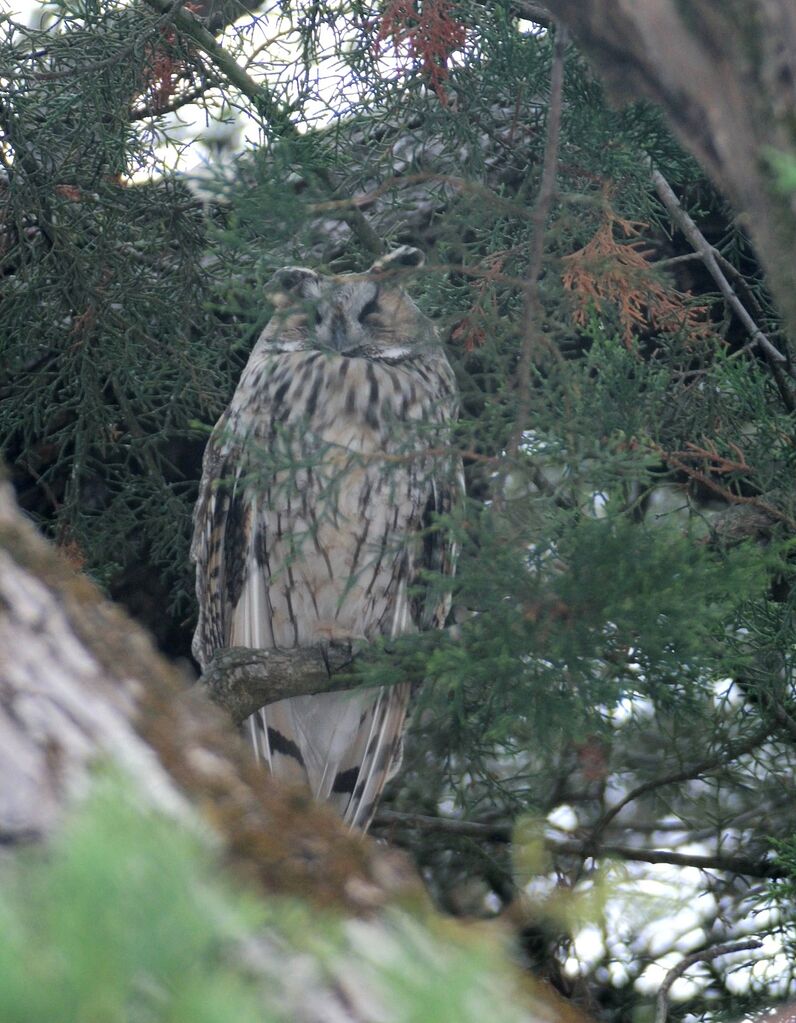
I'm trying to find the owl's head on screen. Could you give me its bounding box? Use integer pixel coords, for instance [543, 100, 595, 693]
[261, 246, 437, 360]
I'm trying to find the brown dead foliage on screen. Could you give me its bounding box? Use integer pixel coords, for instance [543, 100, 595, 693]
[562, 200, 716, 348]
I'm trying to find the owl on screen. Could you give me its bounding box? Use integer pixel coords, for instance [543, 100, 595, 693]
[191, 246, 461, 830]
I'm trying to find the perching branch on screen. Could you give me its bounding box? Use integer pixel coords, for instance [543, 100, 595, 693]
[199, 644, 357, 724]
[198, 631, 460, 725]
[654, 940, 763, 1023]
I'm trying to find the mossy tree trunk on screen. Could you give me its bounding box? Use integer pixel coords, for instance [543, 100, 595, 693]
[0, 474, 417, 913]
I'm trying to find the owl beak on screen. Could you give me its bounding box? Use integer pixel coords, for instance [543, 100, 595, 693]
[329, 311, 348, 352]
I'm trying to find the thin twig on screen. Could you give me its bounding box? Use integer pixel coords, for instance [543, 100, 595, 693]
[653, 252, 704, 269]
[142, 0, 383, 255]
[654, 939, 763, 1023]
[372, 811, 783, 878]
[510, 24, 567, 453]
[130, 81, 213, 121]
[585, 724, 773, 848]
[650, 165, 788, 367]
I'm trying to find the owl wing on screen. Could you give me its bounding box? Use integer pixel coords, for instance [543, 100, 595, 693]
[191, 409, 250, 668]
[411, 465, 464, 632]
[244, 450, 462, 831]
[329, 458, 463, 829]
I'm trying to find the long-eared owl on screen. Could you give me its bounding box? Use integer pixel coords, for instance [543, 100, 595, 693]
[191, 246, 461, 829]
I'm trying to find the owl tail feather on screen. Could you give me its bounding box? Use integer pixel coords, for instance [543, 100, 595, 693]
[249, 682, 410, 830]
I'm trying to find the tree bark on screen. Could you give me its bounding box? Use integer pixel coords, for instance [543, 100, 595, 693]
[201, 644, 362, 724]
[546, 1, 796, 343]
[199, 633, 455, 725]
[0, 475, 419, 912]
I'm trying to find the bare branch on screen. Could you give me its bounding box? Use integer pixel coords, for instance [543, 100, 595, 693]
[559, 844, 781, 880]
[510, 1, 553, 26]
[130, 82, 214, 121]
[650, 165, 787, 366]
[373, 811, 784, 879]
[586, 723, 774, 847]
[654, 940, 763, 1023]
[510, 23, 567, 452]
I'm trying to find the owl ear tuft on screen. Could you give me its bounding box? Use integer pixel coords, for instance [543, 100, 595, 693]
[266, 266, 319, 308]
[368, 246, 425, 276]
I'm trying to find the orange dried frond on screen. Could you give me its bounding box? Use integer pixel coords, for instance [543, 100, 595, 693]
[70, 305, 97, 341]
[376, 0, 466, 103]
[451, 316, 486, 351]
[378, 0, 415, 41]
[141, 13, 197, 113]
[562, 209, 715, 349]
[669, 438, 752, 477]
[143, 47, 181, 111]
[451, 253, 506, 351]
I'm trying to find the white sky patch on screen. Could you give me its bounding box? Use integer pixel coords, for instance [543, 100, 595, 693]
[590, 490, 608, 518]
[712, 676, 745, 704]
[10, 0, 417, 183]
[569, 924, 603, 966]
[611, 693, 655, 724]
[547, 803, 578, 832]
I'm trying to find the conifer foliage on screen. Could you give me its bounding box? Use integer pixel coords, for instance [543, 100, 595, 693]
[2, 1, 796, 1018]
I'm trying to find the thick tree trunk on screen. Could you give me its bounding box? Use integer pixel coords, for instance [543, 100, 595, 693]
[0, 475, 417, 911]
[548, 1, 796, 342]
